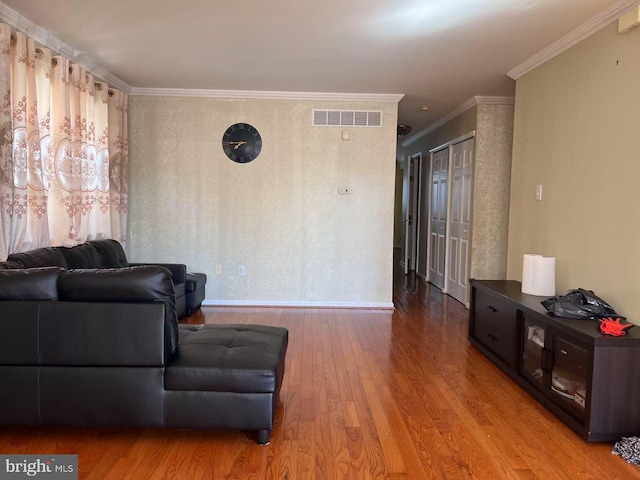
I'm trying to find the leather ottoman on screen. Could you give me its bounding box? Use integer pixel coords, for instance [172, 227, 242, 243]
[165, 324, 288, 444]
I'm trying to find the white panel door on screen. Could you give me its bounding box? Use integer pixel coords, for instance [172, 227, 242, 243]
[428, 148, 448, 290]
[446, 138, 474, 304]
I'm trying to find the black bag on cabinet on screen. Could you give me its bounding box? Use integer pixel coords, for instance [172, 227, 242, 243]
[541, 288, 621, 320]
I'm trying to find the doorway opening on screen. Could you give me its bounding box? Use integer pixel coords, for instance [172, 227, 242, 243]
[401, 153, 423, 275]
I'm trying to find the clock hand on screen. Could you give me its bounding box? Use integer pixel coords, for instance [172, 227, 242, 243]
[232, 141, 247, 150]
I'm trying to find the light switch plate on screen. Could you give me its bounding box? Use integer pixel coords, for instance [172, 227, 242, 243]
[536, 184, 543, 201]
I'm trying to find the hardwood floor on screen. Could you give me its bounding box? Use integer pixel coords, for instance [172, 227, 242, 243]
[2, 268, 639, 479]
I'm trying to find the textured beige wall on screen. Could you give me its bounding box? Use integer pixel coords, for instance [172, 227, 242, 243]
[508, 23, 640, 322]
[128, 96, 398, 305]
[471, 104, 514, 279]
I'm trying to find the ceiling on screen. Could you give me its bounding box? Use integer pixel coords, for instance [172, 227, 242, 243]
[0, 0, 631, 137]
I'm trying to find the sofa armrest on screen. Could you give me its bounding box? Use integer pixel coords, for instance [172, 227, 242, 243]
[129, 263, 187, 284]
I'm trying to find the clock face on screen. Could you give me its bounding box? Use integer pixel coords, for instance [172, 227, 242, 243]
[221, 123, 262, 163]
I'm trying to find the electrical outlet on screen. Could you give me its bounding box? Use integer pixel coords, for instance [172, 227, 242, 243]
[238, 265, 246, 277]
[215, 265, 222, 275]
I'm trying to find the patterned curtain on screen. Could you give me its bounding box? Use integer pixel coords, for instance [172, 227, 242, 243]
[0, 23, 128, 260]
[108, 88, 128, 245]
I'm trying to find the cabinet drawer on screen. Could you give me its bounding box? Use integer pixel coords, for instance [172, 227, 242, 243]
[473, 294, 517, 365]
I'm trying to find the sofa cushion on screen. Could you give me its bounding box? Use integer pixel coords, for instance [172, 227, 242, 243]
[7, 247, 68, 269]
[0, 267, 63, 300]
[89, 239, 129, 268]
[58, 266, 179, 356]
[0, 261, 23, 270]
[55, 243, 101, 269]
[166, 324, 289, 393]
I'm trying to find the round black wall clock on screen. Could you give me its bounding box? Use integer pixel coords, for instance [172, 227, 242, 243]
[221, 123, 262, 163]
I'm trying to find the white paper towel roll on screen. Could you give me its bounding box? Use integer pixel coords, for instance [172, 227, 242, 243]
[522, 254, 556, 296]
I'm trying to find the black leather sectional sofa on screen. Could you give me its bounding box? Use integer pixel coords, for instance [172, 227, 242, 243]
[0, 244, 288, 444]
[2, 239, 207, 318]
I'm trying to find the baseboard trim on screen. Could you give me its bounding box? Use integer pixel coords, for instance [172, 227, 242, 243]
[201, 300, 394, 309]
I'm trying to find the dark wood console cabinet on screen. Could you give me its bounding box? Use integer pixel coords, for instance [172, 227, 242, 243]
[469, 279, 640, 442]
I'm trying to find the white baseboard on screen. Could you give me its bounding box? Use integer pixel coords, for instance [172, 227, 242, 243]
[201, 300, 394, 309]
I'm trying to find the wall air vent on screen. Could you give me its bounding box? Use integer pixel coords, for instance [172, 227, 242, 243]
[312, 110, 383, 127]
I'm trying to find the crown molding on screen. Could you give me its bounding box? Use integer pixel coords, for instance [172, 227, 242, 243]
[474, 96, 515, 105]
[130, 87, 404, 102]
[507, 0, 640, 80]
[0, 2, 132, 92]
[401, 95, 514, 147]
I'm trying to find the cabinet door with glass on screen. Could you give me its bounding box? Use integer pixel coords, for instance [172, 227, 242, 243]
[549, 334, 589, 417]
[520, 313, 589, 421]
[520, 314, 548, 389]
